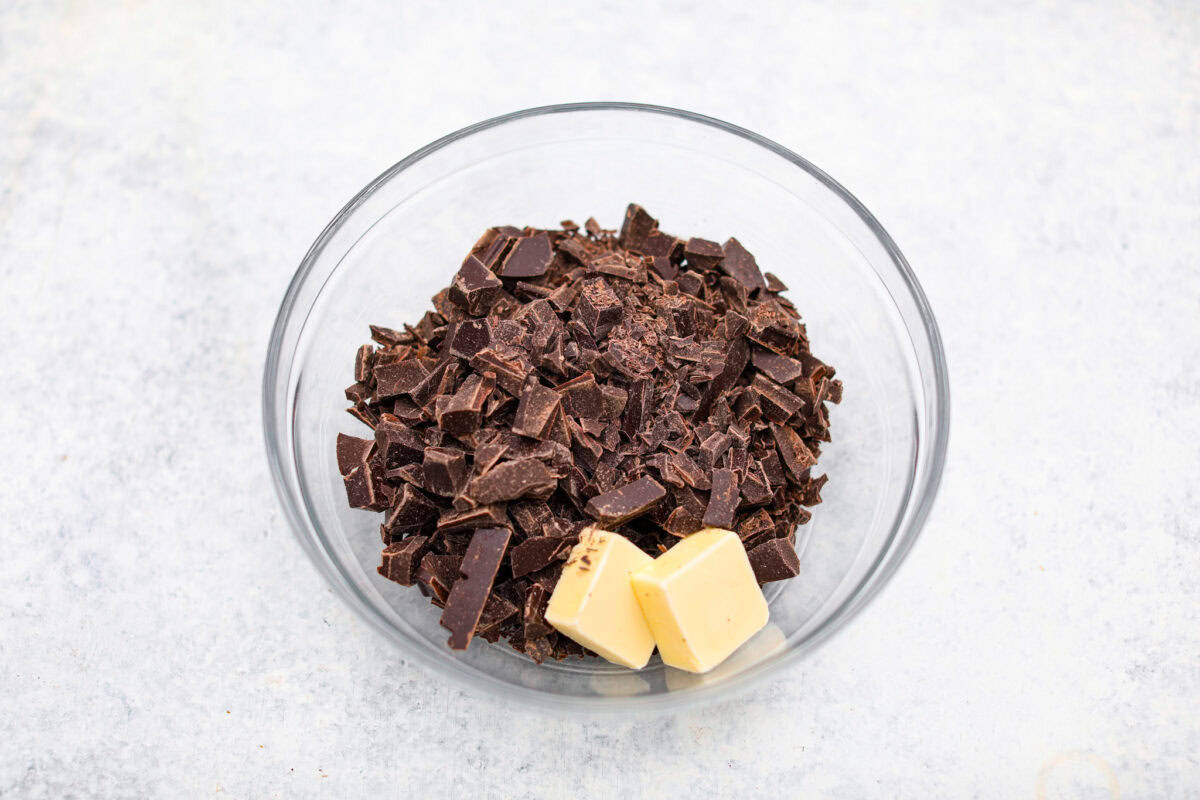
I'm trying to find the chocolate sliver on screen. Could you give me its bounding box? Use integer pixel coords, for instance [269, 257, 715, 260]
[523, 584, 554, 640]
[436, 504, 508, 532]
[583, 476, 666, 525]
[441, 527, 511, 649]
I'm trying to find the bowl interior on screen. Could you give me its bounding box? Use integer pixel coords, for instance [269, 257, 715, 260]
[272, 106, 942, 709]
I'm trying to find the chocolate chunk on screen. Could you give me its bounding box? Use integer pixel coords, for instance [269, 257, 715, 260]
[695, 336, 749, 420]
[702, 468, 740, 529]
[422, 447, 467, 496]
[384, 484, 438, 532]
[374, 416, 425, 470]
[509, 501, 552, 538]
[588, 252, 645, 282]
[499, 234, 554, 278]
[584, 476, 666, 525]
[476, 592, 520, 638]
[827, 379, 844, 404]
[621, 378, 653, 439]
[668, 451, 710, 490]
[576, 278, 623, 338]
[436, 372, 494, 436]
[684, 237, 723, 271]
[465, 459, 557, 505]
[417, 553, 462, 604]
[752, 348, 804, 384]
[698, 432, 731, 471]
[354, 344, 374, 383]
[750, 373, 806, 423]
[763, 272, 788, 292]
[555, 371, 604, 419]
[771, 423, 816, 480]
[447, 319, 492, 360]
[373, 358, 431, 400]
[747, 538, 800, 583]
[509, 535, 571, 578]
[737, 508, 775, 543]
[719, 237, 766, 290]
[369, 325, 409, 347]
[676, 270, 704, 296]
[512, 382, 561, 440]
[747, 300, 803, 355]
[342, 463, 377, 508]
[664, 506, 703, 537]
[441, 527, 511, 649]
[470, 347, 529, 396]
[618, 203, 657, 251]
[801, 473, 829, 506]
[740, 465, 773, 506]
[378, 535, 430, 585]
[448, 255, 503, 316]
[336, 433, 374, 476]
[523, 584, 554, 640]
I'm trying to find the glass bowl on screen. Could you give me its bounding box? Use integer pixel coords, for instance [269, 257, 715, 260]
[263, 102, 949, 712]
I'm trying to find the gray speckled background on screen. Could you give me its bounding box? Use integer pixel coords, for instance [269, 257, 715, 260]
[2, 2, 1197, 797]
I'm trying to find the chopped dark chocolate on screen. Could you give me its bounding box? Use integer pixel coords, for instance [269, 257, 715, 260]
[441, 527, 510, 649]
[337, 203, 839, 660]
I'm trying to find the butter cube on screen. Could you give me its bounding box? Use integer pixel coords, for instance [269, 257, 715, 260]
[631, 528, 768, 673]
[545, 528, 656, 669]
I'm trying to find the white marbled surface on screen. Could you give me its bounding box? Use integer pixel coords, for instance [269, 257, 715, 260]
[1, 1, 1198, 797]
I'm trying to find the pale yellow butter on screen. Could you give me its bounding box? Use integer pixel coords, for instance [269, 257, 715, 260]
[631, 528, 768, 673]
[544, 527, 656, 669]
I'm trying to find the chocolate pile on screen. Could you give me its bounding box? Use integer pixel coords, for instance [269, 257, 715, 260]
[335, 204, 841, 661]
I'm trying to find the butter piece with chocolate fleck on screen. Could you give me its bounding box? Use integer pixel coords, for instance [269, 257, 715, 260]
[544, 528, 656, 669]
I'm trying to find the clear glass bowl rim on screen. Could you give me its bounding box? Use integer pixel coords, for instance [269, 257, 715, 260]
[262, 101, 951, 713]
